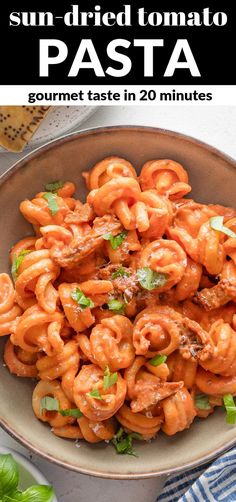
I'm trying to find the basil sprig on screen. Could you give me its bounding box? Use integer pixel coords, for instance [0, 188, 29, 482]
[0, 453, 54, 501]
[2, 485, 55, 501]
[137, 267, 169, 291]
[0, 454, 19, 498]
[103, 231, 128, 250]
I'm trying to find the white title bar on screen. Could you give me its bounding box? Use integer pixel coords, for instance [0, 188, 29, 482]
[0, 86, 235, 105]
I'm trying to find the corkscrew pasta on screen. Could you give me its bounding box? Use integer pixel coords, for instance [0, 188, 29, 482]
[1, 154, 236, 454]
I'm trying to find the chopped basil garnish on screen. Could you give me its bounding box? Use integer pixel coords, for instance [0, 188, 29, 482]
[103, 230, 128, 250]
[137, 267, 169, 291]
[112, 428, 143, 456]
[210, 216, 236, 239]
[149, 354, 167, 367]
[0, 453, 55, 501]
[40, 397, 59, 415]
[40, 396, 83, 418]
[111, 267, 129, 279]
[42, 192, 59, 216]
[71, 288, 94, 310]
[130, 432, 143, 441]
[45, 180, 64, 193]
[103, 366, 118, 390]
[59, 408, 83, 418]
[40, 397, 83, 418]
[87, 388, 103, 400]
[11, 250, 31, 281]
[195, 393, 211, 410]
[223, 394, 236, 424]
[107, 299, 125, 314]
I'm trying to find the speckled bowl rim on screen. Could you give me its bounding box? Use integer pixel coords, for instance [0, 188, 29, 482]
[0, 125, 236, 479]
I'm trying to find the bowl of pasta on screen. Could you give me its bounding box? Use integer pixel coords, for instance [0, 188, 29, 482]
[0, 125, 236, 479]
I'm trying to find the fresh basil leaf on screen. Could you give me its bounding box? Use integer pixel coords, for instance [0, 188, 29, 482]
[103, 231, 128, 250]
[111, 267, 129, 279]
[2, 485, 55, 502]
[137, 268, 169, 291]
[112, 436, 134, 455]
[40, 397, 59, 416]
[149, 355, 167, 367]
[87, 389, 103, 400]
[59, 408, 83, 418]
[11, 250, 31, 281]
[130, 432, 143, 441]
[103, 233, 112, 241]
[45, 180, 64, 193]
[42, 192, 59, 216]
[103, 366, 118, 390]
[223, 394, 236, 424]
[40, 397, 82, 418]
[71, 288, 94, 310]
[112, 428, 139, 456]
[195, 393, 211, 410]
[107, 299, 124, 314]
[115, 436, 134, 455]
[114, 427, 124, 440]
[210, 216, 236, 239]
[0, 454, 19, 497]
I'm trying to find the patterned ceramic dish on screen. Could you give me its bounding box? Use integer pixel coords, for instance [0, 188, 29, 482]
[0, 126, 236, 478]
[0, 106, 96, 152]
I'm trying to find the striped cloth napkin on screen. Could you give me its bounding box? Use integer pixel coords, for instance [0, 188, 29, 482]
[157, 448, 236, 501]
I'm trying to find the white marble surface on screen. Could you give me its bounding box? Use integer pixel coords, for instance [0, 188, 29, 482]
[0, 105, 235, 502]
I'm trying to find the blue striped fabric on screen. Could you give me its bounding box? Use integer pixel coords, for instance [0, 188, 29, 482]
[158, 448, 236, 501]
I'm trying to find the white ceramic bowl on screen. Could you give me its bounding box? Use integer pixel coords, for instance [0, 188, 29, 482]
[0, 446, 58, 500]
[1, 126, 236, 479]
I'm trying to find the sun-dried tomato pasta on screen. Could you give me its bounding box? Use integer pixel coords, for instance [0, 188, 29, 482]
[1, 158, 236, 451]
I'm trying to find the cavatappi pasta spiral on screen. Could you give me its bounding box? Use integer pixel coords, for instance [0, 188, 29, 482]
[2, 155, 236, 454]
